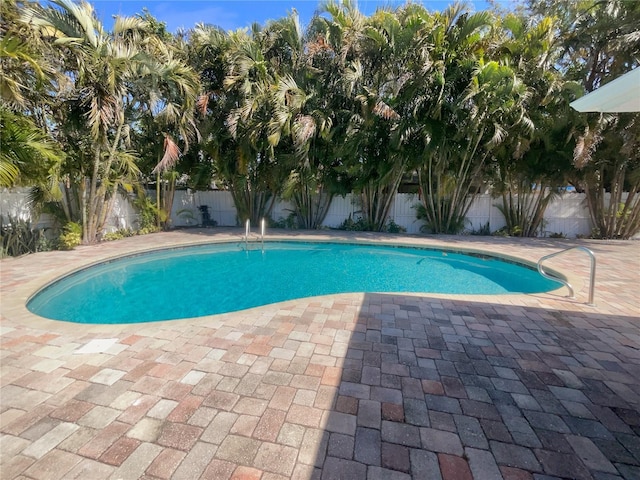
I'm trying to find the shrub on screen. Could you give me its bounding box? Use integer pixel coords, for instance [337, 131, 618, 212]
[58, 222, 82, 250]
[491, 226, 523, 237]
[0, 217, 50, 257]
[337, 215, 406, 233]
[386, 219, 406, 234]
[103, 229, 135, 241]
[137, 226, 160, 235]
[133, 193, 163, 231]
[468, 222, 491, 236]
[337, 215, 374, 231]
[269, 212, 298, 229]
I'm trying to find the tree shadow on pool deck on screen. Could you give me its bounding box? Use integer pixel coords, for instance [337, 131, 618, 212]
[309, 293, 640, 480]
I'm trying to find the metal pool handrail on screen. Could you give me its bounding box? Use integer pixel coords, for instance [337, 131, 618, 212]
[243, 218, 265, 252]
[537, 246, 596, 306]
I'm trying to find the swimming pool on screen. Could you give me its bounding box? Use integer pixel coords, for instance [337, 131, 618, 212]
[27, 241, 562, 324]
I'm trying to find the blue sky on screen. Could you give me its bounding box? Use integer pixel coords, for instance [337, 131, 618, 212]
[89, 0, 505, 32]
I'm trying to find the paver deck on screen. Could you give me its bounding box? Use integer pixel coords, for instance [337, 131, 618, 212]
[1, 229, 639, 479]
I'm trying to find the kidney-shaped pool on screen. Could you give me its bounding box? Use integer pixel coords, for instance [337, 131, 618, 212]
[27, 241, 562, 324]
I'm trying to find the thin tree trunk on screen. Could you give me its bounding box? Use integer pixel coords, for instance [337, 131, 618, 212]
[85, 146, 102, 243]
[156, 172, 161, 228]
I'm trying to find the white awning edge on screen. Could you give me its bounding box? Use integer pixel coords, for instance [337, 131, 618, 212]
[570, 68, 640, 113]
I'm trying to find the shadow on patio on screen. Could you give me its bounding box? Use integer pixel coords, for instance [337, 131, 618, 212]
[2, 289, 639, 479]
[309, 293, 640, 480]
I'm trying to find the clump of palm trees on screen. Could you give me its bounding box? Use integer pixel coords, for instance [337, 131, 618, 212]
[2, 0, 639, 248]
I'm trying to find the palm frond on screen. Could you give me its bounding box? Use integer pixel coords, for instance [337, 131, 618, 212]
[152, 135, 181, 174]
[293, 114, 317, 145]
[0, 159, 20, 187]
[197, 94, 209, 115]
[373, 100, 400, 120]
[23, 0, 102, 48]
[112, 150, 141, 179]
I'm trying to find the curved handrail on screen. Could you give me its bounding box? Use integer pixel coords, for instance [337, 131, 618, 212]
[537, 246, 596, 306]
[538, 246, 596, 306]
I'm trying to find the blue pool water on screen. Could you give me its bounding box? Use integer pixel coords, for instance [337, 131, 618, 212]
[28, 242, 561, 324]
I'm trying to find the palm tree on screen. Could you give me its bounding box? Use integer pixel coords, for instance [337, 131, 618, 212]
[411, 5, 490, 233]
[23, 0, 199, 242]
[409, 4, 531, 234]
[1, 0, 63, 191]
[313, 2, 411, 231]
[267, 12, 347, 229]
[192, 21, 297, 225]
[0, 108, 63, 189]
[489, 14, 580, 237]
[139, 29, 201, 229]
[529, 0, 640, 239]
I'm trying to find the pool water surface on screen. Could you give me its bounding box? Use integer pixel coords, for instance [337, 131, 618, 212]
[27, 242, 562, 324]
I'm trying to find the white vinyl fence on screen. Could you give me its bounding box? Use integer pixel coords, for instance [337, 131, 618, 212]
[0, 187, 139, 232]
[0, 187, 613, 238]
[168, 190, 595, 237]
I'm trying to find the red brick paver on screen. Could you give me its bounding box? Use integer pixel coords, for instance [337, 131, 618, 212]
[1, 230, 639, 479]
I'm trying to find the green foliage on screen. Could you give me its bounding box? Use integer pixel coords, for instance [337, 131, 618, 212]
[138, 226, 161, 235]
[132, 193, 162, 231]
[529, 0, 640, 240]
[337, 215, 406, 233]
[58, 221, 82, 250]
[103, 229, 135, 241]
[469, 222, 491, 236]
[21, 0, 200, 243]
[491, 227, 511, 237]
[0, 216, 51, 257]
[414, 203, 467, 235]
[385, 219, 406, 234]
[269, 212, 299, 229]
[576, 115, 640, 239]
[102, 225, 161, 241]
[337, 215, 374, 232]
[0, 107, 63, 190]
[7, 0, 640, 242]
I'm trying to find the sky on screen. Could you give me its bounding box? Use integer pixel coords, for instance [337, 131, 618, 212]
[88, 0, 506, 33]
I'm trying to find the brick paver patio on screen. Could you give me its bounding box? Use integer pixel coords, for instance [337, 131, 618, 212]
[1, 230, 639, 479]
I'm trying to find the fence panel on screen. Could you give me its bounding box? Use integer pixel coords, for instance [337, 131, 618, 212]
[106, 194, 138, 232]
[544, 194, 589, 237]
[392, 194, 421, 233]
[1, 188, 138, 232]
[322, 194, 357, 228]
[169, 190, 198, 227]
[1, 188, 36, 225]
[271, 199, 295, 224]
[2, 187, 635, 238]
[196, 190, 237, 226]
